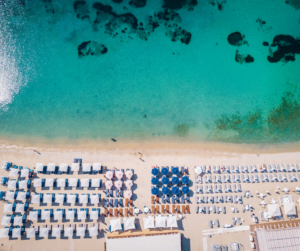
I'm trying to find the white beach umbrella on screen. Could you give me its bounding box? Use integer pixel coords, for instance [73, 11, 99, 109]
[82, 163, 91, 172]
[124, 190, 133, 199]
[78, 211, 86, 220]
[57, 178, 66, 187]
[90, 210, 98, 220]
[110, 219, 122, 232]
[39, 227, 49, 238]
[105, 180, 113, 189]
[105, 171, 113, 180]
[91, 179, 100, 188]
[33, 178, 41, 187]
[89, 226, 98, 237]
[125, 180, 133, 189]
[284, 202, 296, 215]
[64, 227, 73, 237]
[66, 210, 74, 220]
[20, 169, 29, 178]
[54, 211, 62, 220]
[76, 227, 86, 237]
[31, 194, 40, 204]
[13, 216, 22, 226]
[90, 194, 99, 204]
[29, 211, 38, 221]
[9, 168, 19, 177]
[15, 204, 24, 213]
[26, 228, 35, 238]
[267, 204, 281, 217]
[52, 227, 61, 237]
[43, 194, 52, 204]
[71, 163, 79, 172]
[16, 191, 26, 201]
[12, 228, 20, 238]
[18, 180, 27, 190]
[1, 216, 11, 226]
[7, 180, 16, 189]
[47, 163, 56, 172]
[0, 228, 9, 238]
[42, 210, 50, 220]
[4, 204, 13, 213]
[5, 191, 14, 201]
[79, 194, 88, 204]
[59, 163, 68, 172]
[36, 163, 44, 172]
[155, 216, 166, 228]
[116, 170, 123, 179]
[93, 163, 101, 171]
[125, 170, 133, 179]
[143, 216, 154, 229]
[55, 194, 65, 204]
[166, 215, 178, 228]
[67, 194, 76, 204]
[45, 178, 54, 187]
[194, 166, 202, 175]
[69, 178, 78, 187]
[114, 180, 122, 189]
[81, 179, 90, 187]
[123, 217, 135, 231]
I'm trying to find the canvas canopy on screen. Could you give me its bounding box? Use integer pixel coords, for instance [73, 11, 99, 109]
[39, 227, 49, 237]
[91, 179, 100, 187]
[77, 227, 86, 237]
[34, 179, 41, 187]
[55, 194, 65, 203]
[18, 180, 27, 189]
[93, 163, 101, 171]
[155, 216, 166, 228]
[47, 163, 56, 172]
[78, 211, 86, 220]
[166, 215, 178, 228]
[4, 204, 12, 213]
[7, 180, 16, 189]
[59, 163, 68, 172]
[45, 178, 54, 187]
[69, 178, 78, 187]
[52, 227, 61, 237]
[43, 194, 52, 203]
[89, 226, 98, 236]
[284, 202, 296, 215]
[124, 217, 135, 230]
[143, 216, 154, 229]
[57, 178, 66, 187]
[71, 163, 79, 171]
[64, 227, 73, 237]
[267, 204, 281, 217]
[31, 194, 40, 204]
[5, 191, 14, 201]
[15, 204, 24, 213]
[81, 179, 89, 187]
[16, 191, 26, 201]
[0, 228, 9, 238]
[66, 210, 74, 220]
[79, 194, 88, 203]
[82, 163, 91, 172]
[67, 194, 76, 203]
[110, 219, 122, 232]
[20, 169, 29, 178]
[26, 228, 35, 238]
[54, 211, 62, 220]
[90, 194, 99, 204]
[9, 169, 18, 177]
[12, 228, 20, 238]
[36, 163, 44, 172]
[90, 210, 98, 220]
[13, 216, 22, 226]
[29, 211, 38, 221]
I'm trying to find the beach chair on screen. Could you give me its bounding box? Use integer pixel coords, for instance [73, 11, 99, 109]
[118, 208, 123, 217]
[105, 189, 109, 197]
[296, 164, 300, 172]
[211, 205, 216, 214]
[104, 208, 108, 217]
[129, 208, 133, 216]
[109, 199, 113, 207]
[290, 164, 296, 172]
[228, 195, 233, 203]
[223, 184, 227, 193]
[232, 184, 236, 192]
[219, 195, 224, 203]
[114, 199, 118, 207]
[269, 174, 273, 182]
[235, 166, 239, 173]
[175, 205, 179, 214]
[115, 189, 119, 198]
[110, 190, 113, 197]
[151, 205, 155, 214]
[217, 185, 222, 193]
[248, 165, 253, 173]
[244, 166, 249, 173]
[241, 174, 245, 183]
[161, 205, 165, 213]
[129, 198, 133, 206]
[212, 175, 216, 183]
[214, 195, 218, 203]
[236, 175, 240, 182]
[264, 174, 269, 182]
[245, 175, 250, 182]
[186, 205, 190, 213]
[114, 208, 118, 217]
[125, 198, 129, 206]
[195, 206, 199, 213]
[267, 165, 272, 173]
[172, 205, 175, 214]
[254, 174, 259, 182]
[206, 205, 210, 214]
[195, 184, 199, 194]
[227, 184, 232, 192]
[156, 205, 159, 214]
[108, 208, 113, 217]
[240, 166, 244, 173]
[209, 185, 213, 193]
[283, 174, 288, 182]
[230, 166, 234, 173]
[260, 174, 264, 182]
[237, 184, 241, 192]
[222, 175, 226, 183]
[166, 205, 169, 213]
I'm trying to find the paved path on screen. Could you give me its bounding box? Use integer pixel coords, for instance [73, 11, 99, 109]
[203, 225, 250, 235]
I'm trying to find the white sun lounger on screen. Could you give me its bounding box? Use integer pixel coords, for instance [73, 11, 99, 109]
[244, 166, 249, 173]
[248, 165, 253, 173]
[194, 196, 199, 204]
[223, 184, 227, 193]
[254, 174, 259, 182]
[225, 166, 230, 173]
[241, 174, 245, 183]
[297, 173, 300, 180]
[290, 164, 296, 172]
[230, 166, 235, 173]
[222, 175, 226, 183]
[217, 175, 221, 183]
[264, 174, 269, 182]
[272, 164, 277, 172]
[240, 166, 244, 173]
[211, 205, 216, 213]
[282, 174, 288, 182]
[226, 175, 230, 183]
[232, 184, 236, 193]
[250, 175, 254, 183]
[267, 165, 272, 173]
[206, 206, 210, 214]
[288, 174, 293, 182]
[296, 164, 300, 172]
[204, 196, 208, 203]
[260, 174, 264, 182]
[228, 195, 232, 203]
[231, 175, 235, 183]
[195, 206, 199, 213]
[199, 185, 203, 193]
[195, 185, 199, 194]
[213, 175, 217, 183]
[286, 164, 291, 172]
[292, 174, 297, 181]
[227, 184, 232, 192]
[233, 195, 238, 204]
[218, 185, 222, 193]
[199, 196, 204, 203]
[237, 184, 241, 192]
[214, 195, 218, 203]
[276, 164, 280, 172]
[269, 174, 274, 182]
[278, 174, 283, 182]
[273, 173, 278, 182]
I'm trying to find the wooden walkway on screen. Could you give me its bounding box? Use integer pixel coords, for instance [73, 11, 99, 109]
[107, 228, 179, 239]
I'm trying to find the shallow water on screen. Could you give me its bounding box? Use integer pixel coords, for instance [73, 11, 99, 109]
[0, 0, 300, 144]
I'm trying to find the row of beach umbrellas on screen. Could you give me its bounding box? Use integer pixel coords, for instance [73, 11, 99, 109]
[151, 176, 189, 186]
[151, 166, 180, 176]
[105, 179, 133, 189]
[105, 170, 133, 180]
[151, 186, 189, 196]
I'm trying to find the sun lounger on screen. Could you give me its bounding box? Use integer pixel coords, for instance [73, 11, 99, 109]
[219, 195, 224, 203]
[236, 218, 242, 225]
[231, 166, 235, 173]
[240, 166, 244, 173]
[166, 205, 169, 213]
[267, 165, 272, 173]
[269, 174, 274, 182]
[260, 174, 264, 182]
[204, 196, 208, 203]
[228, 195, 232, 203]
[238, 195, 242, 204]
[118, 208, 123, 216]
[201, 206, 206, 214]
[231, 175, 235, 183]
[206, 206, 210, 214]
[129, 208, 133, 216]
[232, 217, 236, 225]
[108, 208, 113, 217]
[194, 196, 199, 204]
[296, 164, 300, 172]
[213, 175, 216, 183]
[237, 184, 241, 192]
[209, 196, 214, 203]
[155, 196, 159, 204]
[217, 175, 221, 183]
[156, 205, 160, 214]
[297, 173, 300, 180]
[124, 208, 129, 217]
[290, 164, 296, 172]
[204, 185, 208, 194]
[254, 174, 259, 182]
[234, 195, 238, 204]
[241, 174, 245, 183]
[194, 176, 198, 184]
[212, 205, 216, 214]
[216, 205, 220, 214]
[181, 195, 185, 204]
[292, 174, 297, 181]
[221, 206, 226, 214]
[223, 184, 227, 193]
[195, 206, 199, 213]
[250, 175, 254, 183]
[249, 165, 253, 173]
[151, 196, 155, 204]
[218, 184, 222, 193]
[161, 205, 165, 213]
[214, 195, 218, 203]
[232, 184, 236, 192]
[209, 185, 213, 193]
[172, 205, 175, 214]
[222, 175, 226, 183]
[199, 185, 203, 193]
[213, 185, 218, 193]
[227, 184, 232, 192]
[172, 195, 175, 204]
[195, 184, 199, 194]
[236, 174, 240, 182]
[114, 208, 118, 217]
[175, 205, 180, 214]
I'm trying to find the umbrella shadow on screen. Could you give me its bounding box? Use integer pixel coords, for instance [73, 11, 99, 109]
[182, 235, 191, 251]
[132, 184, 137, 191]
[177, 218, 184, 230]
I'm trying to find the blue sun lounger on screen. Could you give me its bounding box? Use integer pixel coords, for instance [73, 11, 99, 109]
[114, 199, 118, 207]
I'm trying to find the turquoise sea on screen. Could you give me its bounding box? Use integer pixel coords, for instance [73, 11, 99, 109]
[0, 0, 300, 144]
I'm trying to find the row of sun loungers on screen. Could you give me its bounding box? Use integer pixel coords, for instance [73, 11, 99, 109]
[104, 198, 133, 207]
[195, 184, 242, 194]
[194, 195, 243, 204]
[195, 205, 226, 214]
[151, 195, 190, 204]
[151, 205, 190, 214]
[104, 208, 135, 217]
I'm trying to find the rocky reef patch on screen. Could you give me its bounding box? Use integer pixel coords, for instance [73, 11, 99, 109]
[74, 1, 90, 20]
[78, 41, 108, 57]
[227, 32, 247, 46]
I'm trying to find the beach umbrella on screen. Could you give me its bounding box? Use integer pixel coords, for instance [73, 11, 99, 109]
[116, 170, 123, 179]
[166, 215, 178, 228]
[89, 226, 98, 236]
[76, 227, 86, 237]
[54, 211, 62, 220]
[64, 227, 73, 237]
[71, 163, 79, 172]
[26, 228, 35, 238]
[18, 180, 27, 189]
[31, 194, 40, 204]
[155, 216, 166, 228]
[143, 216, 154, 229]
[55, 194, 64, 204]
[105, 180, 113, 189]
[47, 163, 56, 172]
[16, 191, 26, 201]
[82, 163, 91, 172]
[194, 166, 202, 174]
[12, 228, 21, 238]
[42, 210, 50, 220]
[78, 211, 86, 220]
[4, 204, 12, 213]
[151, 177, 159, 186]
[114, 180, 123, 189]
[13, 216, 22, 226]
[124, 190, 133, 199]
[33, 178, 41, 187]
[9, 169, 18, 177]
[20, 168, 29, 178]
[162, 186, 170, 195]
[5, 191, 14, 201]
[36, 163, 44, 172]
[66, 210, 74, 220]
[162, 177, 169, 185]
[57, 178, 66, 187]
[125, 170, 133, 179]
[151, 187, 159, 196]
[1, 216, 11, 226]
[93, 163, 101, 171]
[172, 176, 179, 185]
[43, 194, 52, 204]
[182, 186, 189, 194]
[39, 227, 49, 238]
[52, 227, 61, 237]
[151, 168, 159, 176]
[172, 186, 179, 195]
[182, 176, 189, 185]
[161, 167, 169, 176]
[91, 179, 100, 188]
[90, 210, 98, 220]
[67, 194, 76, 204]
[0, 228, 9, 238]
[7, 180, 16, 189]
[123, 217, 135, 230]
[125, 180, 133, 189]
[105, 171, 113, 180]
[172, 166, 179, 175]
[29, 211, 38, 221]
[81, 179, 90, 187]
[15, 204, 25, 213]
[59, 163, 68, 172]
[69, 178, 78, 187]
[110, 219, 122, 232]
[90, 194, 99, 204]
[45, 178, 54, 187]
[79, 194, 88, 204]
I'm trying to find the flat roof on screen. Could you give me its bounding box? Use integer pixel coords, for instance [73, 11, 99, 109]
[106, 233, 181, 251]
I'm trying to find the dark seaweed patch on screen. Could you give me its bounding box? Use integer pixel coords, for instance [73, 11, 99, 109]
[285, 0, 300, 10]
[42, 0, 55, 13]
[263, 41, 269, 46]
[174, 123, 190, 137]
[78, 41, 108, 57]
[163, 0, 198, 10]
[112, 0, 123, 2]
[208, 0, 226, 11]
[228, 32, 247, 46]
[235, 51, 254, 64]
[74, 1, 90, 20]
[129, 0, 146, 8]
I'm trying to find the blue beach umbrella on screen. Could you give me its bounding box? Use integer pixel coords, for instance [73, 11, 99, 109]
[182, 176, 189, 185]
[172, 176, 179, 185]
[172, 166, 179, 175]
[151, 168, 159, 176]
[151, 187, 159, 196]
[172, 186, 179, 195]
[182, 186, 189, 194]
[151, 177, 159, 186]
[162, 177, 169, 185]
[161, 167, 169, 176]
[162, 187, 170, 195]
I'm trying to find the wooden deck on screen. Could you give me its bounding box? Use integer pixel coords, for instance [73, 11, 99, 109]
[107, 228, 179, 238]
